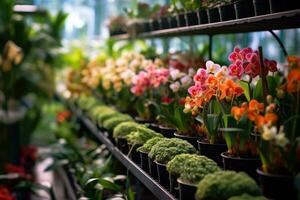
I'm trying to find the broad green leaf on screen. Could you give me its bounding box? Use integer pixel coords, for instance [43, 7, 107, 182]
[238, 80, 250, 101]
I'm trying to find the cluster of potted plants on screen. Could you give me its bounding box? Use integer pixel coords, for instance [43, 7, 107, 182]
[65, 43, 300, 199]
[108, 0, 300, 36]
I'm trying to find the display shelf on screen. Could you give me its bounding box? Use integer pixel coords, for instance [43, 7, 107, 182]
[68, 103, 177, 200]
[111, 9, 300, 40]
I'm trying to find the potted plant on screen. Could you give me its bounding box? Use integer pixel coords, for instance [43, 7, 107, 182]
[203, 0, 221, 23]
[217, 0, 236, 21]
[148, 138, 197, 188]
[125, 127, 162, 164]
[255, 56, 300, 199]
[220, 46, 279, 180]
[106, 15, 127, 36]
[173, 0, 202, 26]
[137, 137, 165, 172]
[113, 121, 144, 153]
[167, 154, 220, 200]
[195, 171, 261, 200]
[169, 0, 187, 27]
[234, 0, 255, 19]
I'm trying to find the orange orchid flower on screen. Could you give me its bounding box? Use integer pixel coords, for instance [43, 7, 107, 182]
[231, 106, 247, 121]
[287, 69, 300, 93]
[219, 79, 244, 100]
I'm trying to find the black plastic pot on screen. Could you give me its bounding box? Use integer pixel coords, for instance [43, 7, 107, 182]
[221, 152, 261, 181]
[160, 17, 169, 29]
[219, 4, 236, 21]
[197, 139, 227, 167]
[168, 15, 178, 28]
[176, 13, 187, 27]
[185, 11, 199, 26]
[148, 157, 158, 179]
[207, 8, 220, 23]
[143, 21, 151, 32]
[139, 151, 149, 172]
[177, 179, 197, 200]
[174, 133, 199, 149]
[169, 173, 179, 198]
[155, 161, 170, 189]
[149, 123, 161, 133]
[257, 168, 297, 200]
[253, 0, 270, 16]
[197, 9, 208, 24]
[107, 130, 115, 144]
[152, 19, 160, 31]
[116, 137, 129, 154]
[134, 116, 152, 124]
[128, 144, 141, 165]
[159, 125, 176, 138]
[234, 0, 255, 19]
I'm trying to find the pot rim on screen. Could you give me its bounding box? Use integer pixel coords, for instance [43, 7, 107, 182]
[138, 150, 148, 155]
[221, 152, 260, 161]
[154, 160, 167, 167]
[177, 178, 198, 187]
[158, 124, 177, 130]
[256, 168, 294, 178]
[174, 132, 200, 139]
[197, 138, 227, 146]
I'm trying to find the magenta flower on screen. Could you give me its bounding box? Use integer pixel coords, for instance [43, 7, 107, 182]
[228, 63, 244, 79]
[194, 68, 208, 83]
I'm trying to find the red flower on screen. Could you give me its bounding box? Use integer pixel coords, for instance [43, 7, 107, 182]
[179, 98, 185, 106]
[20, 145, 37, 164]
[4, 163, 31, 180]
[56, 111, 72, 123]
[161, 97, 173, 104]
[0, 186, 15, 200]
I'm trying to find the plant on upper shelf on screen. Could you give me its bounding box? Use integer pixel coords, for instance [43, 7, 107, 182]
[202, 0, 234, 9]
[250, 56, 300, 175]
[124, 2, 161, 20]
[167, 154, 220, 185]
[131, 60, 170, 121]
[169, 0, 201, 13]
[196, 171, 261, 200]
[137, 136, 165, 153]
[125, 127, 163, 146]
[148, 138, 197, 164]
[106, 15, 127, 35]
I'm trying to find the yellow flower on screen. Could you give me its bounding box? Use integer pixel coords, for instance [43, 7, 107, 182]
[262, 125, 276, 141]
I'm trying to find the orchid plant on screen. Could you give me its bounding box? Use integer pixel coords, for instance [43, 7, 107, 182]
[130, 60, 169, 121]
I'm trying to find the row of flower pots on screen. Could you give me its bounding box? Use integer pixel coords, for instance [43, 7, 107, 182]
[135, 0, 300, 34]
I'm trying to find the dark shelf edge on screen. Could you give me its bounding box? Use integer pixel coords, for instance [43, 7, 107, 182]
[111, 9, 300, 40]
[69, 104, 177, 200]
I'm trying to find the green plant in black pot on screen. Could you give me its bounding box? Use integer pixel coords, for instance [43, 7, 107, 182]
[125, 127, 163, 146]
[97, 107, 119, 125]
[102, 114, 133, 132]
[196, 171, 261, 200]
[137, 136, 165, 154]
[113, 121, 144, 139]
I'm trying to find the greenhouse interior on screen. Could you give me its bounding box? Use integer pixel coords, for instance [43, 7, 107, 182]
[1, 0, 300, 199]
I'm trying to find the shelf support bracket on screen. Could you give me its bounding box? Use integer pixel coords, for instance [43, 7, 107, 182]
[209, 34, 213, 60]
[268, 30, 288, 57]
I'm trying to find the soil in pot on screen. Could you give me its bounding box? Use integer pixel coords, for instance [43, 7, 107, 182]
[221, 152, 261, 182]
[168, 15, 178, 28]
[219, 4, 236, 21]
[253, 0, 270, 16]
[207, 7, 220, 23]
[174, 133, 199, 149]
[197, 139, 227, 167]
[159, 125, 176, 138]
[177, 179, 197, 200]
[234, 0, 255, 19]
[198, 9, 208, 24]
[257, 168, 297, 200]
[139, 151, 149, 173]
[185, 11, 199, 26]
[176, 13, 187, 27]
[160, 17, 169, 29]
[148, 157, 158, 179]
[155, 161, 170, 190]
[169, 173, 179, 198]
[116, 137, 129, 154]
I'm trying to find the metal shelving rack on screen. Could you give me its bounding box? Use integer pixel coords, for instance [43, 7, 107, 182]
[68, 103, 176, 200]
[111, 9, 300, 40]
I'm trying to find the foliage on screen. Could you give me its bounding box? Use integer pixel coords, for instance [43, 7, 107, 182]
[178, 155, 220, 184]
[113, 121, 144, 138]
[196, 171, 261, 200]
[148, 138, 197, 164]
[137, 137, 165, 153]
[102, 115, 133, 131]
[166, 153, 196, 176]
[125, 128, 162, 145]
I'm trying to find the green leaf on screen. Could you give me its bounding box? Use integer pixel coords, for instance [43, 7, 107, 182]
[253, 79, 263, 101]
[238, 80, 250, 101]
[45, 159, 69, 171]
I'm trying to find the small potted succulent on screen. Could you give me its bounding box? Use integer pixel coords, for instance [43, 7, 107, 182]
[137, 137, 165, 172]
[113, 121, 144, 153]
[125, 127, 163, 164]
[168, 154, 220, 200]
[195, 171, 261, 200]
[148, 138, 197, 188]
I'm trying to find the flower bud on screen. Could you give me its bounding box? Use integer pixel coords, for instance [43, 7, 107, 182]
[266, 95, 273, 104]
[276, 88, 285, 99]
